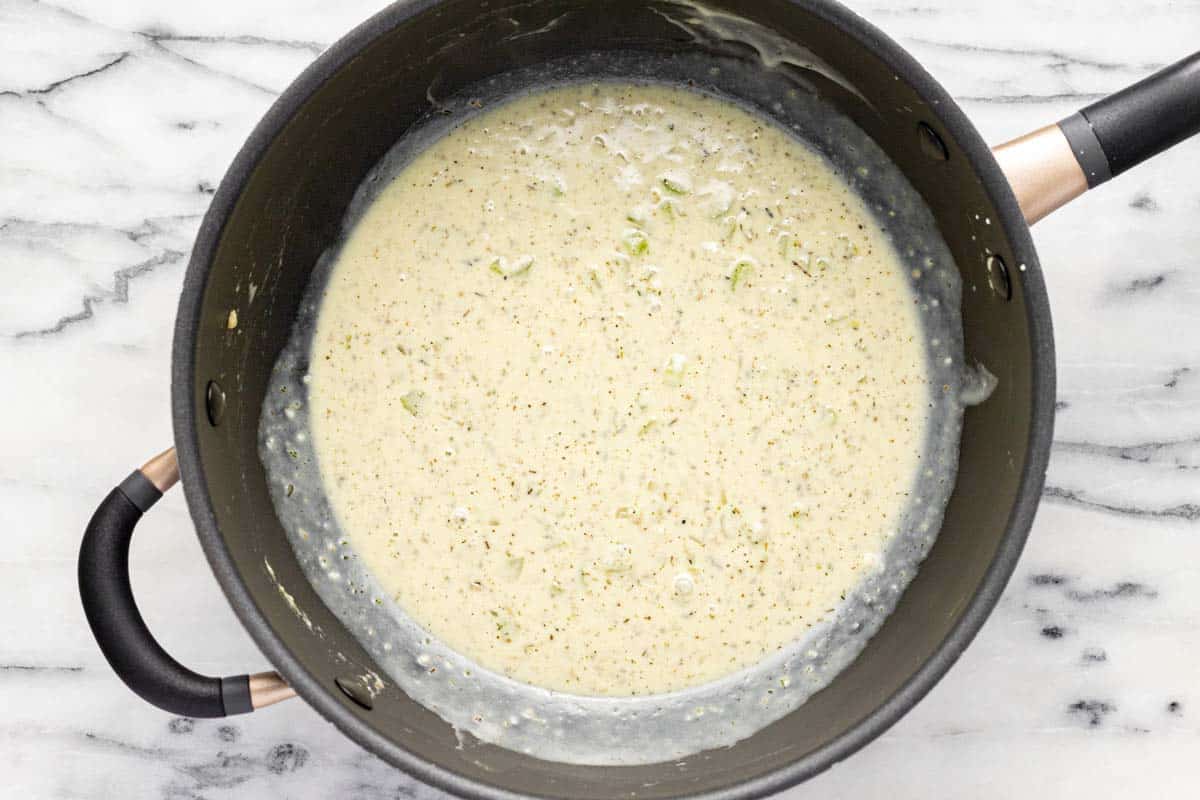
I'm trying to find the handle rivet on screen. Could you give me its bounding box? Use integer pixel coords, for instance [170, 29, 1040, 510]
[986, 254, 1012, 301]
[918, 122, 949, 161]
[205, 380, 226, 427]
[335, 677, 374, 710]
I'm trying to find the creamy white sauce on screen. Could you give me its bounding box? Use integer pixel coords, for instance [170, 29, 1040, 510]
[260, 62, 967, 764]
[308, 84, 924, 696]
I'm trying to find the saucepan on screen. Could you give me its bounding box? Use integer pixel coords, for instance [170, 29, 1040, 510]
[78, 1, 1200, 797]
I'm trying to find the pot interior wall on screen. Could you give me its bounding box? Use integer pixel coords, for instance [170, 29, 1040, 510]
[182, 0, 1045, 796]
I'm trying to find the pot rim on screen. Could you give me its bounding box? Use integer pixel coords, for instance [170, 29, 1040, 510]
[171, 1, 1055, 797]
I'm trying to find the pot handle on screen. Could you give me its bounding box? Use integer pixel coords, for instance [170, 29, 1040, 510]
[78, 448, 295, 717]
[994, 50, 1200, 224]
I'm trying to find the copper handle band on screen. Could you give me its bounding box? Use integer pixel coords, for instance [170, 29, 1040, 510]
[140, 447, 180, 493]
[992, 124, 1089, 226]
[249, 670, 298, 709]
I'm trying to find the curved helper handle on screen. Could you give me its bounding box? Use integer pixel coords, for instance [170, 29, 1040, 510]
[994, 50, 1200, 224]
[79, 447, 295, 717]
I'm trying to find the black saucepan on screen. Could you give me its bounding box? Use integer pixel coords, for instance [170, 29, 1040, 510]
[78, 1, 1200, 798]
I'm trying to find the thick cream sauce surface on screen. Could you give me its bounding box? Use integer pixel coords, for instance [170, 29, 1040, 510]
[308, 83, 929, 697]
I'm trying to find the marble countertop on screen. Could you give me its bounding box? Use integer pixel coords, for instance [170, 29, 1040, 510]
[4, 0, 1198, 797]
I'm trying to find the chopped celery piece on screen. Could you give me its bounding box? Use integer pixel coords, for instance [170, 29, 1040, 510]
[660, 169, 692, 195]
[663, 352, 688, 382]
[506, 556, 525, 579]
[719, 214, 738, 241]
[602, 542, 634, 573]
[638, 418, 658, 437]
[508, 255, 536, 276]
[836, 234, 859, 258]
[728, 257, 755, 290]
[400, 390, 426, 416]
[777, 232, 793, 257]
[778, 233, 812, 267]
[657, 197, 684, 219]
[698, 180, 734, 217]
[626, 204, 652, 226]
[720, 209, 752, 242]
[489, 254, 535, 277]
[622, 229, 649, 256]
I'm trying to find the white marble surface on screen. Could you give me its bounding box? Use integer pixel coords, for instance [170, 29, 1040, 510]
[3, 0, 1199, 796]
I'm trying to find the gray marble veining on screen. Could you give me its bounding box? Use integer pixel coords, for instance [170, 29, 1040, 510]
[3, 0, 1199, 797]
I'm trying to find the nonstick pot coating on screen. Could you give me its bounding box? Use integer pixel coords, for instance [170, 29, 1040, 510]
[172, 1, 1053, 797]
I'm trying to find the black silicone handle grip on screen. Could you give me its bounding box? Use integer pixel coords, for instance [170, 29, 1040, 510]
[1059, 51, 1200, 187]
[78, 471, 253, 718]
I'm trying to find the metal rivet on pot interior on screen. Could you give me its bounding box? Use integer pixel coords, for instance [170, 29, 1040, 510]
[335, 677, 373, 710]
[205, 380, 226, 426]
[917, 122, 949, 161]
[986, 254, 1012, 301]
